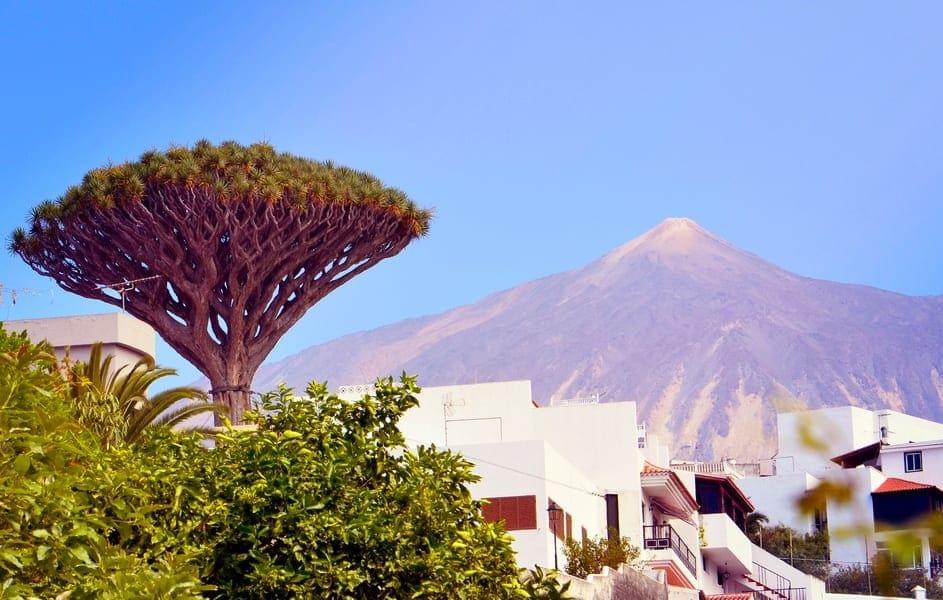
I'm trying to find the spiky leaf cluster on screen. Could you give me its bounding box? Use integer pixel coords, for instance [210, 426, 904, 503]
[11, 140, 430, 250]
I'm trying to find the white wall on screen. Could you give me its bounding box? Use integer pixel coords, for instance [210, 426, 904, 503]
[8, 312, 156, 370]
[775, 407, 943, 480]
[396, 380, 538, 447]
[878, 411, 943, 446]
[643, 430, 672, 467]
[776, 407, 881, 477]
[825, 467, 885, 566]
[880, 443, 943, 488]
[739, 471, 822, 534]
[455, 439, 608, 569]
[535, 402, 642, 492]
[751, 544, 827, 600]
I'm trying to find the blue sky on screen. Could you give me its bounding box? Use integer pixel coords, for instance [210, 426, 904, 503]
[1, 2, 941, 385]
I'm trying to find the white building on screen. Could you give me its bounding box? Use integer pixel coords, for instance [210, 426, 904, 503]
[741, 404, 943, 577]
[340, 379, 826, 599]
[7, 312, 156, 370]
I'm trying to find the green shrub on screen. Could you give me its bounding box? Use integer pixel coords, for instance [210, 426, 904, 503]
[749, 524, 829, 579]
[561, 531, 640, 579]
[0, 324, 529, 598]
[118, 379, 525, 598]
[0, 327, 206, 598]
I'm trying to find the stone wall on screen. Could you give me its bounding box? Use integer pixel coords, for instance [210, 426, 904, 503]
[558, 565, 668, 600]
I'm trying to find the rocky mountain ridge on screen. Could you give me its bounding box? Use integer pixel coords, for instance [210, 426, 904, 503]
[255, 218, 943, 459]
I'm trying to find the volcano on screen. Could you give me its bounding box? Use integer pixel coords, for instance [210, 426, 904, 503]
[254, 218, 943, 460]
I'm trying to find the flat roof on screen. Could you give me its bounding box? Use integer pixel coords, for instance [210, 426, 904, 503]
[881, 439, 943, 452]
[6, 312, 156, 360]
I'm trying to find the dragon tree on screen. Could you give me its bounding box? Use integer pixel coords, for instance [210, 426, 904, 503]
[11, 141, 430, 424]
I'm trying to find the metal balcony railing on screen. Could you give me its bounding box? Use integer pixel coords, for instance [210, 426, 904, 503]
[643, 524, 697, 577]
[743, 561, 806, 600]
[739, 592, 807, 600]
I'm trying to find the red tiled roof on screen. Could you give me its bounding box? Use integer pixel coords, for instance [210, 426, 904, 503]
[640, 462, 699, 511]
[874, 477, 936, 494]
[642, 461, 671, 475]
[706, 594, 753, 600]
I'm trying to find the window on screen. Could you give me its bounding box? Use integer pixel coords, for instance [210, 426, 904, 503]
[481, 495, 537, 531]
[905, 451, 923, 473]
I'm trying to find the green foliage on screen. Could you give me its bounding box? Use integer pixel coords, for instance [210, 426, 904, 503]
[827, 559, 943, 598]
[744, 511, 769, 537]
[561, 531, 640, 579]
[0, 326, 529, 598]
[125, 378, 526, 598]
[520, 566, 574, 599]
[65, 342, 224, 446]
[0, 326, 207, 598]
[748, 524, 830, 579]
[11, 140, 431, 254]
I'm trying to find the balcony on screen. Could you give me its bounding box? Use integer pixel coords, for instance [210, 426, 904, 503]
[643, 524, 697, 585]
[700, 513, 753, 574]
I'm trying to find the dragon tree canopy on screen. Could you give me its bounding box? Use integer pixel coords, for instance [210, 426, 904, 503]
[12, 140, 431, 423]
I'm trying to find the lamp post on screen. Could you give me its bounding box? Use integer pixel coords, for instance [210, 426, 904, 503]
[547, 501, 563, 570]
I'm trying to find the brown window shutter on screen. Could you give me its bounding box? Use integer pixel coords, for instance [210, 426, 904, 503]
[482, 498, 500, 524]
[581, 526, 588, 543]
[565, 512, 573, 540]
[481, 496, 537, 531]
[519, 495, 537, 530]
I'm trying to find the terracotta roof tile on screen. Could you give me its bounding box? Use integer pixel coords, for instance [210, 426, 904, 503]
[874, 477, 936, 494]
[706, 594, 753, 600]
[642, 461, 671, 475]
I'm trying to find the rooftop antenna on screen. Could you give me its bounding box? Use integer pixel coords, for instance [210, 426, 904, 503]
[441, 392, 466, 446]
[95, 274, 161, 313]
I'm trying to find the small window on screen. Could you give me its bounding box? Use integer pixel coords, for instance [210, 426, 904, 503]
[905, 451, 923, 473]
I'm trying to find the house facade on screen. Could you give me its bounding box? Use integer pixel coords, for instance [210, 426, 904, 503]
[740, 405, 943, 578]
[339, 379, 827, 599]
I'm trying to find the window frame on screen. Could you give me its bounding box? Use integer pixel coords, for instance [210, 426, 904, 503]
[904, 450, 923, 473]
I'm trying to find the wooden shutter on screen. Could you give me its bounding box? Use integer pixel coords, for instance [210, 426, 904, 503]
[481, 495, 537, 531]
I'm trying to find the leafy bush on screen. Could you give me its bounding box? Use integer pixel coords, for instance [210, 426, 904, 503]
[827, 558, 943, 598]
[561, 531, 640, 578]
[0, 325, 533, 598]
[749, 524, 830, 579]
[118, 380, 526, 598]
[520, 566, 573, 599]
[0, 327, 207, 598]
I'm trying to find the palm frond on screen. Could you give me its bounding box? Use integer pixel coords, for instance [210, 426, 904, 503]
[67, 342, 224, 446]
[152, 402, 227, 429]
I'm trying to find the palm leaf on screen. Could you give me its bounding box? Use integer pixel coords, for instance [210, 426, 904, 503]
[67, 342, 224, 445]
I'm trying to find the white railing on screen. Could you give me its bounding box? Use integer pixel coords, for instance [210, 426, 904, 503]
[550, 394, 600, 406]
[671, 460, 741, 476]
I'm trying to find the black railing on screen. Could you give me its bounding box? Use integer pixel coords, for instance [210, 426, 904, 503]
[741, 592, 806, 600]
[747, 561, 806, 600]
[643, 524, 697, 577]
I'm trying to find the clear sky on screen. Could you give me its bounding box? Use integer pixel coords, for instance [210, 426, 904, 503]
[1, 2, 941, 386]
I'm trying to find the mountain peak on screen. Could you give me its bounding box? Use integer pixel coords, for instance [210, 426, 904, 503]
[601, 217, 731, 265]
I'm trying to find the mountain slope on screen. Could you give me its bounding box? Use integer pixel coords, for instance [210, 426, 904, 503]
[255, 218, 943, 459]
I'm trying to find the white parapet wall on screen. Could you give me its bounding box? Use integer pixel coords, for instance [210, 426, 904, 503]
[826, 594, 915, 600]
[6, 312, 157, 370]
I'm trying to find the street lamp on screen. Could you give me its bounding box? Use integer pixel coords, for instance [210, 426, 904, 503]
[547, 501, 563, 570]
